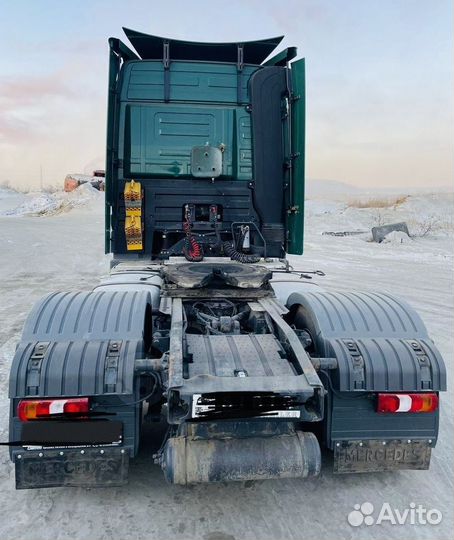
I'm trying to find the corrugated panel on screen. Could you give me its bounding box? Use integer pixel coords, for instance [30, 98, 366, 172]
[21, 291, 150, 341]
[289, 291, 446, 392]
[292, 291, 429, 339]
[9, 291, 151, 398]
[186, 334, 293, 378]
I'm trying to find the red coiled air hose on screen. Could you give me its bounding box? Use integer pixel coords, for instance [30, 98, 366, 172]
[183, 213, 204, 262]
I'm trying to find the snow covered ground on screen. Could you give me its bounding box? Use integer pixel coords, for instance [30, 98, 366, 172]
[0, 185, 452, 540]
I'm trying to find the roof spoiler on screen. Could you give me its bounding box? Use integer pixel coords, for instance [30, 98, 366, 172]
[123, 27, 284, 65]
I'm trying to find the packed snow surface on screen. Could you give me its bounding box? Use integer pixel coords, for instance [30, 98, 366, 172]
[0, 185, 452, 540]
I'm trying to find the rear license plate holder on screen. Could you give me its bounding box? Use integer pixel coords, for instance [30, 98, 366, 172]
[21, 420, 123, 446]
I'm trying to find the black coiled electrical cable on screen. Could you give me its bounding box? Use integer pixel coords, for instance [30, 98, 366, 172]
[223, 241, 261, 263]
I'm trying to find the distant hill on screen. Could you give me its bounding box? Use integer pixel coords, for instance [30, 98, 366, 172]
[305, 179, 360, 198]
[305, 179, 454, 199]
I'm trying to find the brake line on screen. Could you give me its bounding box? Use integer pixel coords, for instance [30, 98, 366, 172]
[183, 204, 203, 262]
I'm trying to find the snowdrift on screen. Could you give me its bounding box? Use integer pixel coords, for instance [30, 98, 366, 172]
[306, 193, 454, 239]
[1, 183, 103, 217]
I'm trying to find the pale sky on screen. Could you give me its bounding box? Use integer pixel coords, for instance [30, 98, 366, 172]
[0, 0, 452, 190]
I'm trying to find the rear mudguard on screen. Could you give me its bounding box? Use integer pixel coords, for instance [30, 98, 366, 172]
[9, 290, 153, 459]
[286, 290, 447, 453]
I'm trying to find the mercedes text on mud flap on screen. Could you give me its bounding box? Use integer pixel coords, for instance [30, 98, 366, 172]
[8, 29, 446, 488]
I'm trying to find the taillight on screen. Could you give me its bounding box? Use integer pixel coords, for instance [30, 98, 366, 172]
[377, 393, 438, 413]
[17, 398, 90, 421]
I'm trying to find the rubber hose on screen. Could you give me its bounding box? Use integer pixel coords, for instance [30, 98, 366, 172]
[223, 241, 261, 264]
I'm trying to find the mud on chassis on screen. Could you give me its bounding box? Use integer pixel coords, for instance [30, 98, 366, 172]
[8, 29, 446, 488]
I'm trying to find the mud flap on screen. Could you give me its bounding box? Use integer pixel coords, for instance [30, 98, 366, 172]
[15, 447, 129, 489]
[334, 440, 432, 473]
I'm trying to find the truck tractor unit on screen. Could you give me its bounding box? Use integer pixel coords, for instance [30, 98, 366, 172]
[9, 28, 446, 489]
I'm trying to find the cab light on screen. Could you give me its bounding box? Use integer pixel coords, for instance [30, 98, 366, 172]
[17, 398, 90, 421]
[377, 393, 438, 414]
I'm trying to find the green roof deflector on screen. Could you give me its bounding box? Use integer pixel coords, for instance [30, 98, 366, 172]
[123, 27, 284, 65]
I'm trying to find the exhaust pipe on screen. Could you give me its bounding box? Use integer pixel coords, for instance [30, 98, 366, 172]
[161, 431, 321, 484]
